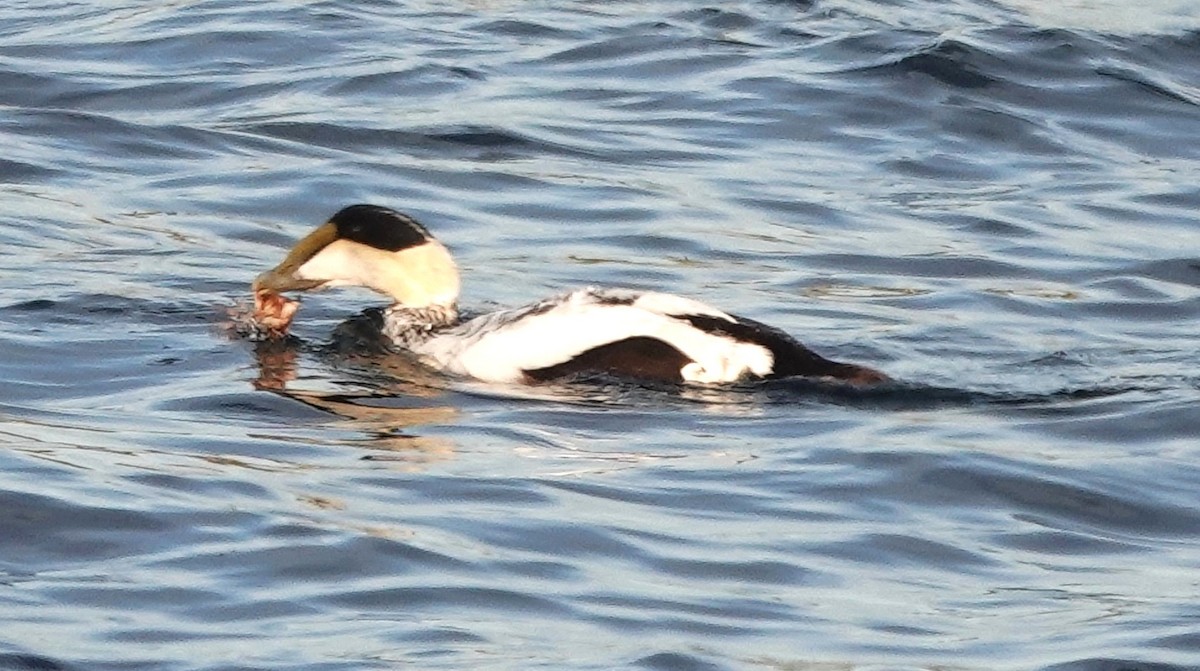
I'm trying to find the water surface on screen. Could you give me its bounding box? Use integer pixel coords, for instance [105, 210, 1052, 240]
[1, 1, 1199, 670]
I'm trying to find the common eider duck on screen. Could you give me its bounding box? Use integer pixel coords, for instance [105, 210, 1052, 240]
[252, 204, 889, 386]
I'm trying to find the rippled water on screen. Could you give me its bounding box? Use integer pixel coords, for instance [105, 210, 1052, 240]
[2, 1, 1199, 670]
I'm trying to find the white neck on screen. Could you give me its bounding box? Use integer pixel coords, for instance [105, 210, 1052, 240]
[295, 238, 461, 308]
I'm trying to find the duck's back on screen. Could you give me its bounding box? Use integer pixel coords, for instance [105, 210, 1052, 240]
[411, 288, 885, 385]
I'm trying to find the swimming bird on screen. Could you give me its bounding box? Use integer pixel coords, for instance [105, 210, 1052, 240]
[252, 204, 889, 386]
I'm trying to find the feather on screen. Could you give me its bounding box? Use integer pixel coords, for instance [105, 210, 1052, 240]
[412, 288, 774, 383]
[257, 205, 889, 386]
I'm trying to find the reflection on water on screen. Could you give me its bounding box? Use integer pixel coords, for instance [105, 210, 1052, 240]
[248, 335, 459, 465]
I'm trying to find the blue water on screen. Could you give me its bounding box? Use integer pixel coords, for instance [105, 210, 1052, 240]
[1, 1, 1199, 670]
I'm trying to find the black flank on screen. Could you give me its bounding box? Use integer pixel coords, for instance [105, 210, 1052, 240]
[330, 204, 432, 251]
[523, 336, 692, 383]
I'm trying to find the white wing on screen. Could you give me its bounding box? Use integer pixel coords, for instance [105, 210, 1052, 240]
[414, 288, 773, 383]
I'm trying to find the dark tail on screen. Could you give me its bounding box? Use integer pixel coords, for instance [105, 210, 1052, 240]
[683, 313, 890, 386]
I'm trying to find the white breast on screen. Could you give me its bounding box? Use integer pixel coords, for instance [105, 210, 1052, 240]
[410, 288, 774, 384]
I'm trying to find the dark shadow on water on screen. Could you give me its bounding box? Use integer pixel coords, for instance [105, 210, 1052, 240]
[753, 377, 1151, 412]
[239, 314, 1149, 418]
[1040, 659, 1195, 671]
[225, 294, 1172, 418]
[0, 652, 76, 671]
[9, 293, 1166, 420]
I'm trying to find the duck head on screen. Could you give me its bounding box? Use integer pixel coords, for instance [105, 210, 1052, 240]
[253, 204, 461, 308]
